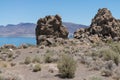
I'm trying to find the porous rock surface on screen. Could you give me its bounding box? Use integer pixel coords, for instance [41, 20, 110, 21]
[35, 15, 69, 46]
[74, 8, 120, 43]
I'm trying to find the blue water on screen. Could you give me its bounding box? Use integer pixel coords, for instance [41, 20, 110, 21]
[0, 37, 36, 46]
[0, 35, 73, 47]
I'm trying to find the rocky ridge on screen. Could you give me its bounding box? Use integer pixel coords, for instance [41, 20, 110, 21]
[74, 8, 120, 43]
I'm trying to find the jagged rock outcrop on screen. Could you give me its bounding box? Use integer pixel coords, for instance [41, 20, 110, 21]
[74, 8, 120, 43]
[36, 15, 69, 46]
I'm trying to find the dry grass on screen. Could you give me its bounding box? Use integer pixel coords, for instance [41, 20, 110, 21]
[33, 63, 41, 72]
[100, 48, 120, 65]
[57, 54, 76, 78]
[24, 56, 31, 64]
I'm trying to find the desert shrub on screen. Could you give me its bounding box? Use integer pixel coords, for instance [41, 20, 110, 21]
[24, 56, 31, 64]
[26, 43, 35, 47]
[46, 49, 54, 54]
[90, 76, 102, 80]
[92, 42, 103, 48]
[57, 54, 76, 78]
[0, 74, 22, 80]
[100, 49, 120, 65]
[2, 63, 7, 68]
[106, 39, 113, 44]
[101, 68, 112, 77]
[104, 60, 115, 70]
[1, 48, 10, 53]
[44, 53, 53, 63]
[110, 42, 120, 54]
[32, 56, 40, 63]
[33, 63, 41, 72]
[8, 52, 13, 58]
[90, 52, 98, 57]
[19, 44, 28, 49]
[44, 49, 57, 63]
[88, 60, 104, 71]
[10, 62, 16, 67]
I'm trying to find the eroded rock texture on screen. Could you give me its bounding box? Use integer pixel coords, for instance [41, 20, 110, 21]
[36, 15, 69, 46]
[74, 8, 120, 43]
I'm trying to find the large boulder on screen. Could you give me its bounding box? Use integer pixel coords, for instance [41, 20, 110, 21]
[74, 8, 120, 42]
[36, 15, 69, 46]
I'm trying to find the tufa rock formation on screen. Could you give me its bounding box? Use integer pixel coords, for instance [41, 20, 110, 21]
[74, 8, 120, 43]
[36, 15, 69, 46]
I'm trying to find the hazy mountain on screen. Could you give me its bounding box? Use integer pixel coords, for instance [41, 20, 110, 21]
[63, 22, 88, 33]
[0, 22, 88, 37]
[0, 23, 36, 37]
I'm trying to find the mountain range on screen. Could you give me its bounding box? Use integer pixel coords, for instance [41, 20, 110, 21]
[0, 22, 88, 37]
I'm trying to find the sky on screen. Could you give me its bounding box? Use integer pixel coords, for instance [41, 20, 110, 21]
[0, 0, 120, 26]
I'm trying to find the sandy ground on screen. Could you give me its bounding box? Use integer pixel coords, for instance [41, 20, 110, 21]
[0, 42, 119, 80]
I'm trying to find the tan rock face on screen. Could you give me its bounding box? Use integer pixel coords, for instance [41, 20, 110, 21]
[35, 15, 69, 46]
[74, 8, 120, 42]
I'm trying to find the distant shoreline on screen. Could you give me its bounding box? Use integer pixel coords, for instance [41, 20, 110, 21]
[0, 37, 36, 47]
[0, 35, 35, 38]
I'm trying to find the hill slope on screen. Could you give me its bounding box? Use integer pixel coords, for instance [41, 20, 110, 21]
[0, 22, 88, 37]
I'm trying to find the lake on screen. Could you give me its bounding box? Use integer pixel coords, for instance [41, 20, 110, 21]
[0, 35, 73, 47]
[0, 37, 36, 47]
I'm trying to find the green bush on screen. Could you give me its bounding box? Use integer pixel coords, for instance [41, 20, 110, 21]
[33, 63, 41, 72]
[44, 53, 53, 63]
[24, 56, 31, 64]
[32, 56, 40, 63]
[57, 54, 76, 78]
[110, 42, 120, 54]
[100, 49, 120, 65]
